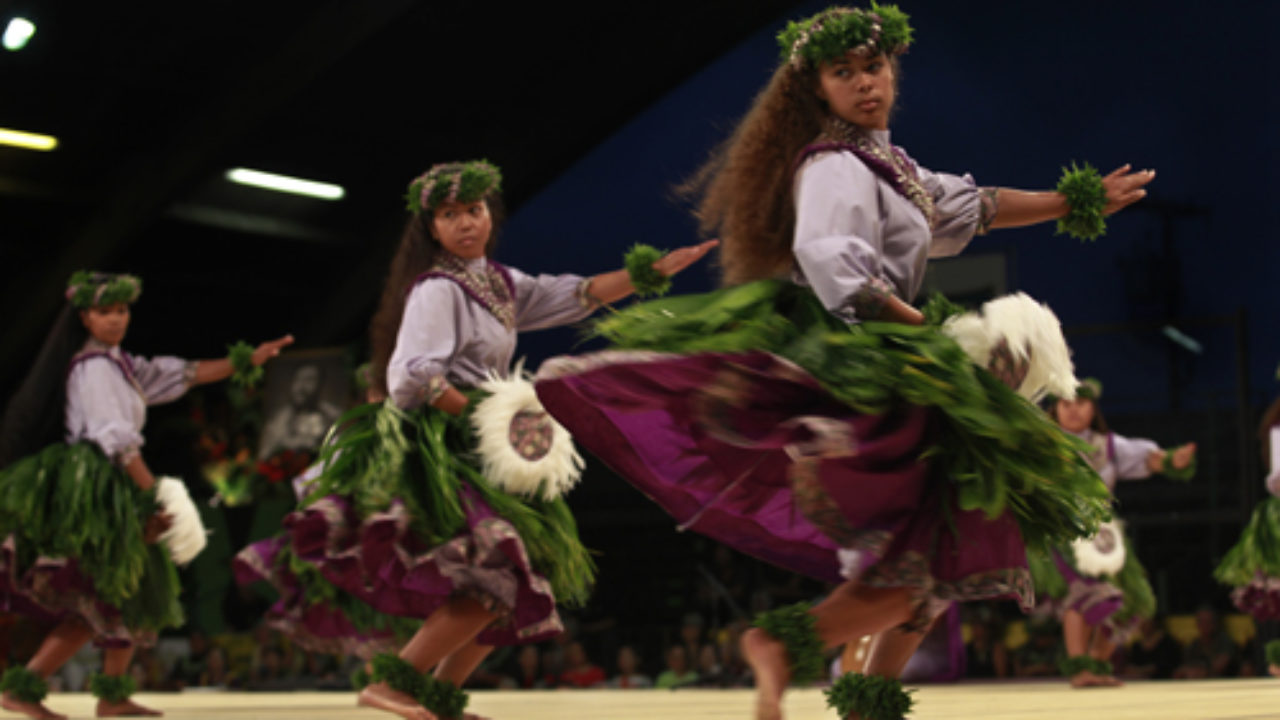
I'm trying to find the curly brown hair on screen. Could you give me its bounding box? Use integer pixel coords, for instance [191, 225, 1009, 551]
[367, 197, 505, 397]
[682, 57, 897, 286]
[682, 63, 824, 285]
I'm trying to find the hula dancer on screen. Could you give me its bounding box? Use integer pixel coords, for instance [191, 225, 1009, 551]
[534, 5, 1153, 719]
[1215, 368, 1280, 677]
[0, 271, 290, 720]
[234, 160, 713, 720]
[1031, 379, 1196, 688]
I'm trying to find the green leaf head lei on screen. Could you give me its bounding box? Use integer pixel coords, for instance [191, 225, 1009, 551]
[66, 270, 142, 309]
[405, 160, 503, 214]
[1046, 376, 1102, 406]
[778, 3, 914, 70]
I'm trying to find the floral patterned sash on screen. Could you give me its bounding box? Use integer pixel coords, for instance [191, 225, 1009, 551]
[68, 342, 144, 397]
[415, 254, 517, 329]
[794, 117, 937, 228]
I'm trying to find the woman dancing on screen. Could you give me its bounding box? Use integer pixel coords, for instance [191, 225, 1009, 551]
[0, 271, 289, 720]
[1215, 369, 1280, 677]
[535, 5, 1153, 718]
[1030, 379, 1196, 688]
[235, 160, 714, 720]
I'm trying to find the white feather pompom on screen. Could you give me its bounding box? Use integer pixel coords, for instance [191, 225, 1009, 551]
[1070, 518, 1127, 577]
[941, 292, 1078, 402]
[471, 361, 584, 501]
[155, 476, 208, 565]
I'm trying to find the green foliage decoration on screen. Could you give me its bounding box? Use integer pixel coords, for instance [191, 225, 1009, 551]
[778, 3, 913, 68]
[824, 672, 914, 720]
[1055, 162, 1108, 241]
[751, 602, 824, 685]
[624, 244, 671, 298]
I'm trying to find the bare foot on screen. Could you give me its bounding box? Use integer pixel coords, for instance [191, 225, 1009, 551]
[1, 692, 66, 720]
[357, 682, 438, 720]
[96, 698, 163, 717]
[742, 627, 788, 720]
[1069, 670, 1117, 689]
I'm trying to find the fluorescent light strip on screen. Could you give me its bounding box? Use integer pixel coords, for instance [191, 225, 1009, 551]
[0, 127, 57, 151]
[3, 18, 35, 51]
[226, 168, 345, 200]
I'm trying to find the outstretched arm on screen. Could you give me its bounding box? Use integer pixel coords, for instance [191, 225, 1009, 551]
[987, 165, 1155, 231]
[192, 335, 294, 385]
[1145, 442, 1197, 474]
[584, 240, 719, 304]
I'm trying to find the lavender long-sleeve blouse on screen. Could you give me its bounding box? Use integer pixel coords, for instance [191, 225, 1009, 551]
[64, 340, 195, 464]
[792, 129, 984, 323]
[388, 257, 595, 410]
[1073, 428, 1161, 492]
[1267, 425, 1280, 498]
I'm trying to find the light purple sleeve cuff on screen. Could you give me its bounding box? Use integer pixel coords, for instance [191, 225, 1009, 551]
[129, 354, 196, 405]
[1111, 433, 1161, 480]
[793, 154, 889, 323]
[387, 280, 459, 410]
[916, 167, 981, 258]
[1267, 427, 1280, 497]
[68, 360, 146, 461]
[508, 266, 597, 332]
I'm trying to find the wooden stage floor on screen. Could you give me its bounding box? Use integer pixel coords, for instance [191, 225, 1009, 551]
[26, 680, 1279, 719]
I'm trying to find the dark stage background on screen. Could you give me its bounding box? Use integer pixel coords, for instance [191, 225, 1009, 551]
[0, 0, 1276, 646]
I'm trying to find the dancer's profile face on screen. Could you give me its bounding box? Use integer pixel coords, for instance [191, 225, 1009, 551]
[80, 303, 130, 347]
[430, 199, 492, 260]
[1055, 397, 1095, 433]
[816, 51, 895, 131]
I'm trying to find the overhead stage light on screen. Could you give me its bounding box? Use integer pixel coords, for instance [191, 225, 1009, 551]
[225, 168, 345, 200]
[0, 127, 57, 150]
[3, 18, 35, 51]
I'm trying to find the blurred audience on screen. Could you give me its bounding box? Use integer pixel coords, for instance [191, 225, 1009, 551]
[1012, 618, 1063, 678]
[654, 646, 698, 690]
[605, 646, 651, 689]
[558, 642, 606, 688]
[1121, 616, 1181, 680]
[1173, 607, 1240, 679]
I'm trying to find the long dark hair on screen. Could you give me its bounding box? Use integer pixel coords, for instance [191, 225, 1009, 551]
[367, 197, 505, 397]
[0, 305, 87, 466]
[679, 63, 825, 285]
[680, 56, 900, 286]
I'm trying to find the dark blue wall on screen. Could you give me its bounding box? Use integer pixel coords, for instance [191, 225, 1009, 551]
[499, 0, 1278, 414]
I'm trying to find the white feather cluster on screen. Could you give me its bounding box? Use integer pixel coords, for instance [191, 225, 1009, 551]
[1070, 518, 1127, 577]
[941, 292, 1077, 402]
[155, 476, 208, 565]
[471, 363, 584, 501]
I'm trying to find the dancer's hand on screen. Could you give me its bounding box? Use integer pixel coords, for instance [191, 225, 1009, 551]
[1102, 165, 1155, 215]
[1169, 442, 1196, 469]
[652, 240, 719, 277]
[252, 335, 295, 366]
[143, 511, 173, 544]
[1147, 442, 1196, 473]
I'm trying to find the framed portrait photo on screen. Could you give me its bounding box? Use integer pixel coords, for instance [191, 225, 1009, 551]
[256, 348, 351, 460]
